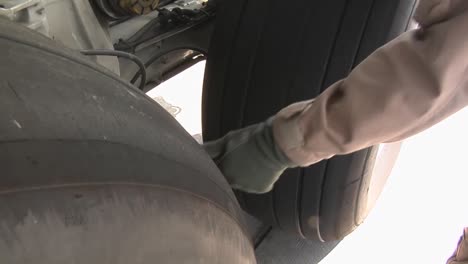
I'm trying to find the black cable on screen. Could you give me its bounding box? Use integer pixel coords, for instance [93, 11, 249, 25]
[123, 15, 164, 46]
[114, 9, 183, 51]
[80, 49, 147, 90]
[144, 54, 206, 89]
[114, 6, 216, 52]
[130, 47, 206, 84]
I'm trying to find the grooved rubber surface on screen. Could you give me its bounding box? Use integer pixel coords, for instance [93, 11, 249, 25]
[203, 0, 416, 262]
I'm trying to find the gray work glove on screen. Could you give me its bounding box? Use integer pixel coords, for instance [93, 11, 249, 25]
[203, 118, 296, 194]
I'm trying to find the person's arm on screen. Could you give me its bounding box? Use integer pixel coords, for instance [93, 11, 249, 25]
[447, 228, 468, 264]
[204, 0, 468, 193]
[274, 2, 468, 166]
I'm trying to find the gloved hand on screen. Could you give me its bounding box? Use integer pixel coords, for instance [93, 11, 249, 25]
[203, 118, 296, 194]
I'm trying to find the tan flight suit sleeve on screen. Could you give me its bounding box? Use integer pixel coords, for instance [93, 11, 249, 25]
[447, 228, 468, 264]
[273, 0, 468, 166]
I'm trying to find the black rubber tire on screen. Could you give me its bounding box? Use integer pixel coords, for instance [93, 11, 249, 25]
[0, 19, 255, 263]
[203, 0, 415, 260]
